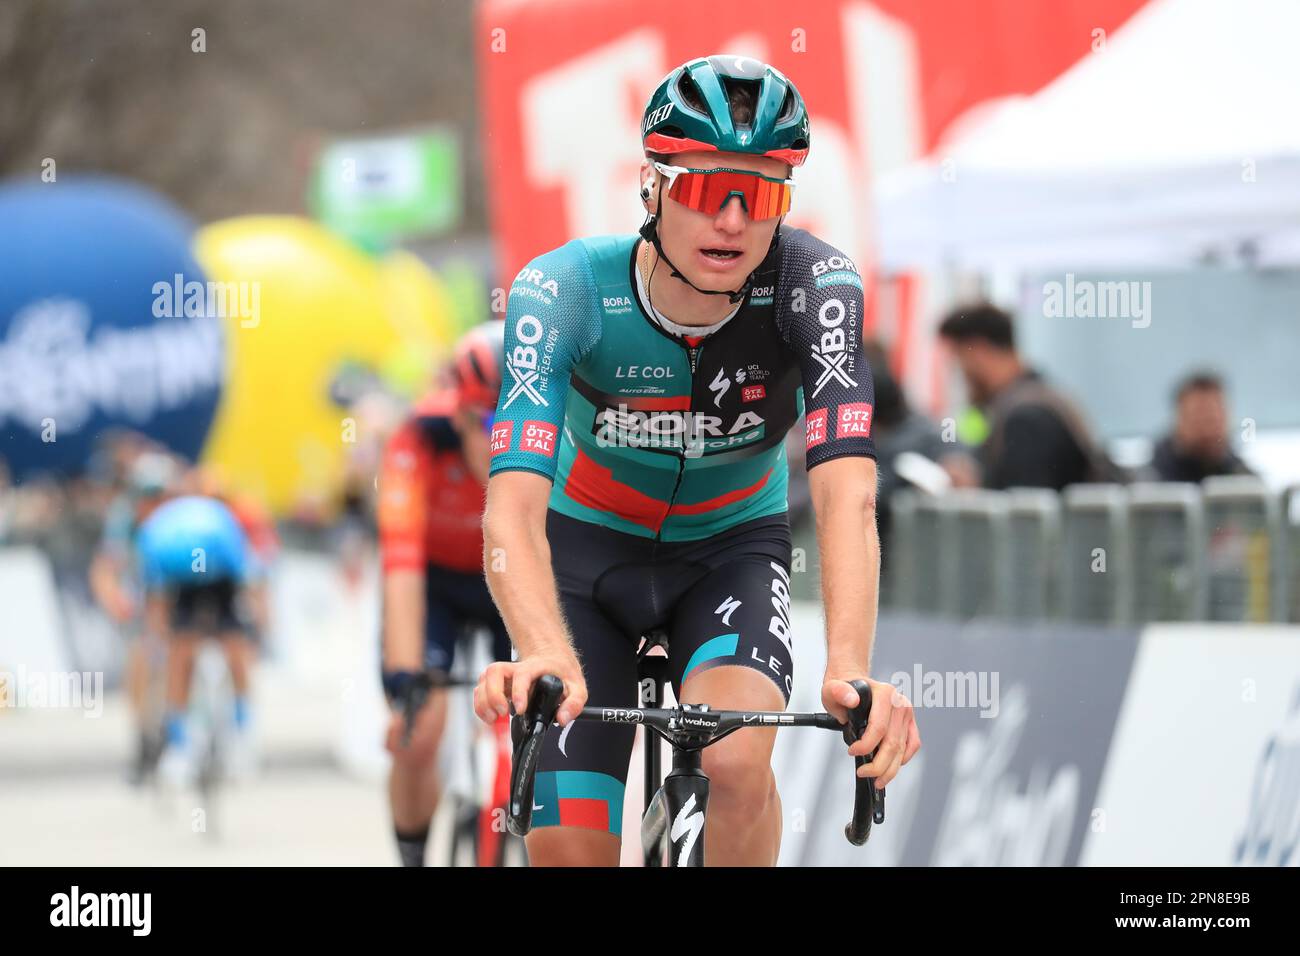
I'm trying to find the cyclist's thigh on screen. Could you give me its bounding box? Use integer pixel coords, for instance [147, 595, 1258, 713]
[532, 592, 639, 839]
[667, 553, 795, 706]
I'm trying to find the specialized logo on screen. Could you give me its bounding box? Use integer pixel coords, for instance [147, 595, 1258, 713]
[805, 407, 828, 448]
[503, 314, 550, 409]
[558, 720, 575, 757]
[714, 596, 742, 627]
[490, 420, 513, 455]
[809, 297, 858, 398]
[708, 367, 730, 407]
[670, 792, 705, 865]
[520, 420, 558, 457]
[643, 102, 674, 133]
[836, 402, 873, 438]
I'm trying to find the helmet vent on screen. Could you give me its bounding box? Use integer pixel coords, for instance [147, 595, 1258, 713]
[675, 71, 708, 116]
[777, 86, 798, 124]
[720, 76, 759, 129]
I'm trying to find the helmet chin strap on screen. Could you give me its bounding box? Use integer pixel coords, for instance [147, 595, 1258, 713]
[639, 177, 782, 306]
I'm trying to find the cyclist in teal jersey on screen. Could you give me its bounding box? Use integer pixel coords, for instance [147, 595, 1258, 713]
[475, 55, 920, 866]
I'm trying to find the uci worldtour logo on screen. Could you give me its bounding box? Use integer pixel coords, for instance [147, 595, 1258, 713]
[809, 297, 858, 398]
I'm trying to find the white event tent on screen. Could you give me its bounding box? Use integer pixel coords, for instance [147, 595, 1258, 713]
[873, 0, 1300, 272]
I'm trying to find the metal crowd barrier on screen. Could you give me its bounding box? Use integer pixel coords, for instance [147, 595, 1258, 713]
[1005, 489, 1061, 621]
[1061, 485, 1130, 624]
[1201, 476, 1283, 623]
[1128, 482, 1206, 623]
[880, 480, 1295, 625]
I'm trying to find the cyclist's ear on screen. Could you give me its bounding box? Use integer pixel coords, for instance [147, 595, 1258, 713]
[639, 159, 658, 213]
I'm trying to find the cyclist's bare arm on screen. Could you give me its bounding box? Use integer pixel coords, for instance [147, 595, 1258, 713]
[382, 571, 425, 671]
[809, 455, 918, 786]
[479, 471, 586, 722]
[808, 455, 880, 683]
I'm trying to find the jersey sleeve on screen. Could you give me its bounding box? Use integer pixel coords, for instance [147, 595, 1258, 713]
[377, 421, 431, 573]
[488, 241, 602, 482]
[775, 231, 878, 469]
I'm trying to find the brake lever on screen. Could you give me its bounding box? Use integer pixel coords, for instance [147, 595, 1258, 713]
[507, 674, 565, 837]
[843, 679, 885, 845]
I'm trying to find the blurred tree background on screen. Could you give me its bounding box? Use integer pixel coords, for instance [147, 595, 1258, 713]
[0, 0, 486, 232]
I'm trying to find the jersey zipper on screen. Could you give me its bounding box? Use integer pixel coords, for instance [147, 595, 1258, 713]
[655, 339, 701, 543]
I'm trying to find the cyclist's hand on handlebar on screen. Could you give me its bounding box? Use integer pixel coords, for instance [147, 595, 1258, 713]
[822, 674, 921, 789]
[474, 651, 587, 727]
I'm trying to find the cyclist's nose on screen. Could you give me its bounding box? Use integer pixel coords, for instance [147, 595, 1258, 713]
[714, 196, 749, 233]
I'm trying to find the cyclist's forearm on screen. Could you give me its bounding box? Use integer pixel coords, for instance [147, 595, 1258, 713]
[382, 570, 425, 671]
[814, 484, 880, 674]
[482, 512, 571, 659]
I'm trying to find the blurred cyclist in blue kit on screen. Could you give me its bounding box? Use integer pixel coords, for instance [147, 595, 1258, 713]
[134, 492, 259, 786]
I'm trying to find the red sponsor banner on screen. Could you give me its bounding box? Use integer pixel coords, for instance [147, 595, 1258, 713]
[490, 420, 513, 455]
[805, 407, 828, 449]
[521, 419, 558, 457]
[836, 401, 873, 438]
[741, 384, 766, 403]
[477, 0, 1149, 412]
[477, 0, 1148, 282]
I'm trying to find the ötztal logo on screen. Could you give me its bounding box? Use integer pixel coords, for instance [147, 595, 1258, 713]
[808, 297, 858, 398]
[836, 402, 873, 438]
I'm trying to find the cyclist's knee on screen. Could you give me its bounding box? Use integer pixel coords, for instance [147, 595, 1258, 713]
[701, 741, 776, 813]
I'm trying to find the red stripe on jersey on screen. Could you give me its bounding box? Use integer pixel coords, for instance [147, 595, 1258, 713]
[667, 468, 773, 517]
[564, 447, 670, 532]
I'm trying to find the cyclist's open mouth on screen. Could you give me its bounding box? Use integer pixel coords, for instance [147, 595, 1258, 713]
[698, 247, 744, 271]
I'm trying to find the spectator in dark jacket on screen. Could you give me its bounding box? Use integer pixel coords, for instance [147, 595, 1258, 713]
[1148, 371, 1254, 483]
[938, 303, 1112, 491]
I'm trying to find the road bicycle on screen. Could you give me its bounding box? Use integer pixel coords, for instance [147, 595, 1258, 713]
[402, 664, 525, 867]
[506, 628, 885, 867]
